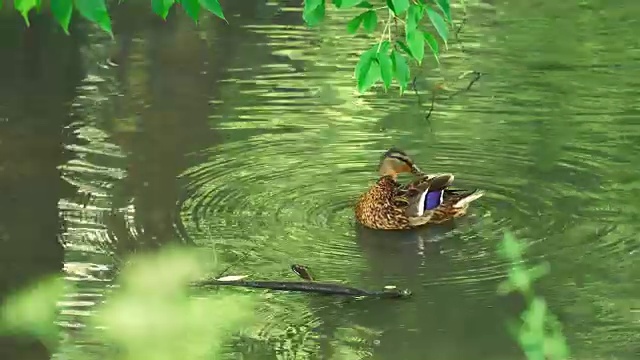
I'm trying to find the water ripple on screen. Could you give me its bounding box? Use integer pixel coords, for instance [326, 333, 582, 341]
[49, 3, 640, 359]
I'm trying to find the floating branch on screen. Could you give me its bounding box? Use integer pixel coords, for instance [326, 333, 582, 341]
[198, 279, 411, 299]
[196, 264, 412, 299]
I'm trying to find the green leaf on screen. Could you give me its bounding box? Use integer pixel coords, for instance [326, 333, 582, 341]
[14, 0, 39, 26]
[405, 4, 423, 32]
[179, 0, 200, 23]
[377, 49, 393, 91]
[362, 60, 381, 92]
[378, 40, 391, 53]
[499, 231, 525, 260]
[389, 0, 410, 16]
[354, 47, 377, 93]
[306, 0, 324, 7]
[544, 324, 570, 359]
[544, 336, 570, 360]
[303, 0, 325, 27]
[385, 0, 394, 14]
[200, 0, 226, 22]
[346, 13, 363, 34]
[335, 0, 362, 8]
[497, 279, 516, 295]
[73, 0, 112, 36]
[405, 28, 425, 64]
[395, 40, 413, 57]
[423, 32, 439, 63]
[508, 264, 532, 293]
[0, 275, 66, 349]
[356, 1, 373, 8]
[524, 297, 547, 332]
[391, 50, 410, 93]
[435, 0, 452, 23]
[426, 6, 449, 47]
[527, 262, 550, 283]
[152, 0, 175, 20]
[361, 10, 377, 33]
[51, 0, 73, 33]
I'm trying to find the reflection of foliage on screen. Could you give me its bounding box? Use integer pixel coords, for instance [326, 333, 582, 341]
[231, 294, 380, 360]
[58, 121, 128, 258]
[1, 247, 256, 360]
[238, 297, 325, 359]
[330, 325, 381, 359]
[497, 232, 570, 360]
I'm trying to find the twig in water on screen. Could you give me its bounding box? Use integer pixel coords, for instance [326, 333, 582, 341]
[446, 70, 484, 99]
[466, 71, 483, 90]
[412, 77, 434, 132]
[412, 70, 484, 123]
[454, 18, 467, 53]
[410, 7, 483, 125]
[423, 86, 437, 122]
[456, 17, 467, 37]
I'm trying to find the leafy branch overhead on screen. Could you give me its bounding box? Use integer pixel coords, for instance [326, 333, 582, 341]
[335, 0, 452, 94]
[8, 0, 452, 93]
[9, 0, 227, 35]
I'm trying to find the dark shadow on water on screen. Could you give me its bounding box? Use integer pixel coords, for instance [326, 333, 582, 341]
[0, 13, 83, 360]
[355, 222, 454, 278]
[96, 5, 225, 256]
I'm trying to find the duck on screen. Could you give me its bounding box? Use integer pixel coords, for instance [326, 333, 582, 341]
[354, 148, 485, 230]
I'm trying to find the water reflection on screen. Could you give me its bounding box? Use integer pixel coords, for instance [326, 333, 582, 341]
[0, 13, 83, 359]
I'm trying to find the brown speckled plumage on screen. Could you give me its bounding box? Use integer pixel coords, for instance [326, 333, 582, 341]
[355, 175, 412, 230]
[354, 148, 485, 230]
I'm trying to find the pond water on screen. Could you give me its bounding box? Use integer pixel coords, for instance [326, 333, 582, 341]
[1, 0, 639, 359]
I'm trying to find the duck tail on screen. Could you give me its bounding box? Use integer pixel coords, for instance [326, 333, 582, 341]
[452, 189, 485, 208]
